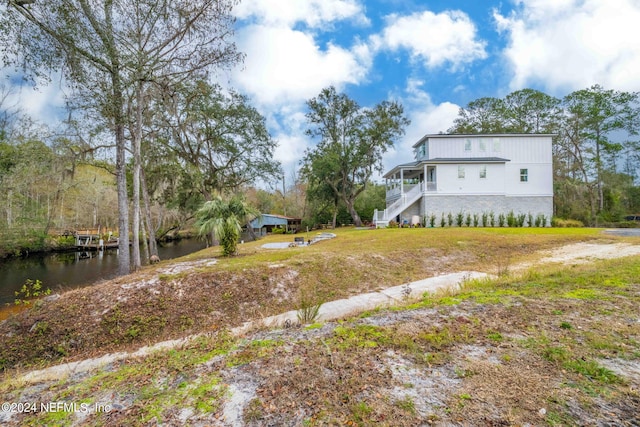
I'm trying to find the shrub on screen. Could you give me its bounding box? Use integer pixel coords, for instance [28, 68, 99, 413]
[456, 212, 464, 227]
[15, 279, 51, 305]
[447, 212, 454, 227]
[498, 213, 505, 227]
[489, 211, 496, 227]
[429, 214, 436, 228]
[535, 214, 547, 227]
[481, 212, 488, 227]
[506, 211, 516, 227]
[527, 213, 534, 227]
[297, 289, 323, 324]
[465, 213, 472, 227]
[617, 221, 639, 228]
[440, 213, 446, 228]
[517, 213, 526, 227]
[552, 218, 584, 227]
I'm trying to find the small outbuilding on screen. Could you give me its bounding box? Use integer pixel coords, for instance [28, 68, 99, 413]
[249, 214, 302, 235]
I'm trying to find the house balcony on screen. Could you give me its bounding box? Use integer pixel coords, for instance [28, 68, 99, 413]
[386, 181, 437, 202]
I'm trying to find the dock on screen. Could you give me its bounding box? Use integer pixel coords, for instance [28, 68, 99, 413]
[75, 233, 119, 251]
[49, 228, 126, 250]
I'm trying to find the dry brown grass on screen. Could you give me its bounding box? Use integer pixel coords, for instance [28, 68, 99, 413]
[0, 227, 607, 372]
[1, 227, 639, 426]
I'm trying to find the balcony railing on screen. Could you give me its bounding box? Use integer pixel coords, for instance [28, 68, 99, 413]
[386, 182, 436, 200]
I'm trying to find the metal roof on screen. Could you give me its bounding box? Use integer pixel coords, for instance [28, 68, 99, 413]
[426, 157, 510, 163]
[249, 214, 301, 228]
[383, 157, 510, 178]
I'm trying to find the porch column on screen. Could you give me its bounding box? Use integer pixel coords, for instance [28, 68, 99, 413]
[400, 169, 404, 195]
[423, 164, 427, 192]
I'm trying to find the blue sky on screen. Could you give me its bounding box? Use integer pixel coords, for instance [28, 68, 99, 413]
[3, 0, 640, 181]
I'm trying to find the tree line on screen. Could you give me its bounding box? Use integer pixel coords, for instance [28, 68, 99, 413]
[448, 86, 640, 224]
[3, 82, 639, 264]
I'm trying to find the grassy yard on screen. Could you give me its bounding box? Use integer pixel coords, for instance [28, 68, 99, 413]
[1, 227, 639, 425]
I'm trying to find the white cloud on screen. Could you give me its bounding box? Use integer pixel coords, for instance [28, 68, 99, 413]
[230, 0, 374, 176]
[495, 0, 640, 92]
[234, 0, 367, 28]
[268, 108, 309, 167]
[274, 133, 308, 169]
[381, 79, 460, 177]
[511, 0, 576, 20]
[233, 24, 371, 106]
[374, 10, 487, 69]
[1, 72, 67, 126]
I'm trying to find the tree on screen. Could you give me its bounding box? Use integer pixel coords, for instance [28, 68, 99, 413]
[560, 85, 639, 220]
[157, 80, 281, 200]
[195, 195, 259, 256]
[503, 89, 562, 134]
[0, 83, 22, 142]
[303, 170, 341, 228]
[302, 86, 409, 227]
[354, 182, 385, 224]
[448, 90, 561, 134]
[448, 97, 508, 133]
[3, 0, 242, 275]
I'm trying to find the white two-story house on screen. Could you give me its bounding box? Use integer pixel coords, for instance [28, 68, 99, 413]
[373, 134, 554, 227]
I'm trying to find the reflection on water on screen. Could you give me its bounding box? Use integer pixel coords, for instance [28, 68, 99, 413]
[0, 239, 207, 306]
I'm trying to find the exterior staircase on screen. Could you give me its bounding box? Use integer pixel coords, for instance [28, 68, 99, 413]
[373, 183, 423, 227]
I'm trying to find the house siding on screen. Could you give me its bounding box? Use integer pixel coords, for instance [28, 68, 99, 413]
[397, 200, 421, 224]
[428, 135, 551, 164]
[435, 163, 506, 194]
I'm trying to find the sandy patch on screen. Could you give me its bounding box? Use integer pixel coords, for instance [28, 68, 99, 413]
[538, 242, 640, 264]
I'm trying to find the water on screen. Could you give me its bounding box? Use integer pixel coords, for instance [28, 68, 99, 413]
[0, 239, 207, 306]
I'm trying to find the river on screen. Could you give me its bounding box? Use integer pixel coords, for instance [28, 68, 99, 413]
[0, 239, 207, 306]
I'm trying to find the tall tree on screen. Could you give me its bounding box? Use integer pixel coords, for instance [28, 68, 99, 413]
[303, 86, 409, 227]
[157, 80, 281, 201]
[2, 0, 242, 275]
[503, 89, 562, 134]
[448, 97, 508, 134]
[0, 83, 22, 142]
[560, 85, 639, 219]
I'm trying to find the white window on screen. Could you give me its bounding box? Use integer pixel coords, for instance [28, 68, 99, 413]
[458, 166, 465, 179]
[479, 139, 487, 152]
[520, 168, 528, 182]
[493, 138, 501, 152]
[479, 165, 487, 179]
[464, 139, 472, 151]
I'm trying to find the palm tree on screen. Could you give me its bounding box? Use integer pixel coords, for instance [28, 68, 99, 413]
[195, 195, 260, 256]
